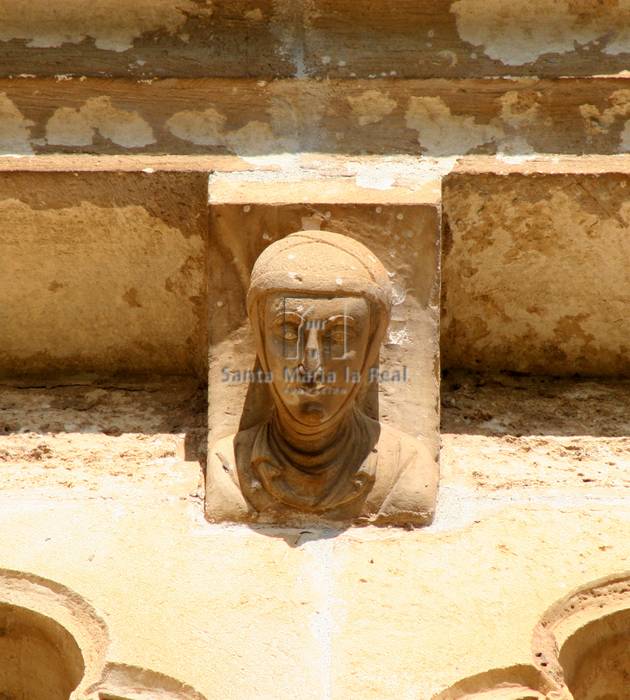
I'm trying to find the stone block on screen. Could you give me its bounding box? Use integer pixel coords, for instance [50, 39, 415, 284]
[442, 157, 630, 376]
[0, 0, 291, 79]
[205, 177, 442, 516]
[0, 0, 628, 80]
[0, 164, 209, 377]
[303, 0, 630, 80]
[1, 76, 630, 156]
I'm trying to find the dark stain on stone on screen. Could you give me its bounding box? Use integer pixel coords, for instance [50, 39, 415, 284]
[122, 287, 142, 308]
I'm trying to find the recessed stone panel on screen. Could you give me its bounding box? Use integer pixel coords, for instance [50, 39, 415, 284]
[206, 178, 441, 458]
[0, 168, 209, 377]
[442, 158, 630, 376]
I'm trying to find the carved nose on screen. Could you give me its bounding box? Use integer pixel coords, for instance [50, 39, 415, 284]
[302, 328, 321, 374]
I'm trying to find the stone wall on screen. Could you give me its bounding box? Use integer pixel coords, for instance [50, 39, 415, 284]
[0, 2, 628, 699]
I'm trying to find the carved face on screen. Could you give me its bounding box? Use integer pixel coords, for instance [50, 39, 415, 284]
[263, 294, 371, 426]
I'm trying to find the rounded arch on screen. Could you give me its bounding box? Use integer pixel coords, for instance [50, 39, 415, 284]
[0, 568, 109, 698]
[533, 572, 630, 699]
[0, 601, 84, 700]
[559, 608, 630, 700]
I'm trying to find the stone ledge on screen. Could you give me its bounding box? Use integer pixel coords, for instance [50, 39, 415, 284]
[0, 154, 256, 172]
[452, 154, 630, 175]
[0, 378, 627, 699]
[209, 173, 442, 205]
[0, 490, 625, 700]
[0, 0, 628, 80]
[2, 76, 630, 156]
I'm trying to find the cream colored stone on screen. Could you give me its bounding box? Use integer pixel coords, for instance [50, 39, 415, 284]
[0, 170, 208, 376]
[0, 475, 626, 699]
[0, 378, 627, 698]
[443, 162, 630, 376]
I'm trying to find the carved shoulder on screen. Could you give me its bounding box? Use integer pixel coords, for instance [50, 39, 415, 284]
[374, 428, 439, 527]
[205, 434, 250, 522]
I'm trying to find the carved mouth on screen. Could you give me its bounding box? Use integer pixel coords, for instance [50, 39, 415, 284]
[297, 383, 327, 395]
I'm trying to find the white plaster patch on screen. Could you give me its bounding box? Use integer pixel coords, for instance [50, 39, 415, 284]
[495, 153, 539, 164]
[46, 97, 155, 148]
[355, 171, 395, 190]
[244, 8, 263, 21]
[299, 537, 336, 700]
[405, 96, 502, 156]
[225, 121, 276, 155]
[451, 0, 630, 65]
[347, 90, 397, 127]
[0, 92, 33, 154]
[166, 107, 281, 156]
[391, 283, 407, 306]
[499, 90, 541, 128]
[387, 327, 412, 346]
[0, 0, 212, 52]
[579, 90, 630, 151]
[166, 108, 226, 146]
[45, 106, 94, 146]
[239, 153, 300, 167]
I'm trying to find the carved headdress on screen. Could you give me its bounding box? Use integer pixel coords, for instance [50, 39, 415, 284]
[247, 230, 393, 389]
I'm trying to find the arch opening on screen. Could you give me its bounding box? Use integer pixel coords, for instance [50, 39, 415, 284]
[0, 601, 84, 700]
[559, 608, 630, 700]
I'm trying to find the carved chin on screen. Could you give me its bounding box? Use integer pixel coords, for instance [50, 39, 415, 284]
[299, 400, 326, 422]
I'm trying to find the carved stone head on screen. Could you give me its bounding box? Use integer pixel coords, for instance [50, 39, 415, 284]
[246, 230, 393, 437]
[206, 229, 438, 526]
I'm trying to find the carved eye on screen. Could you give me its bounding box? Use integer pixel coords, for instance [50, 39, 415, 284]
[328, 326, 347, 344]
[280, 323, 299, 342]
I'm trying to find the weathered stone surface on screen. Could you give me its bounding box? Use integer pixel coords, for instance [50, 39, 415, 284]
[0, 0, 628, 696]
[0, 168, 208, 377]
[441, 370, 630, 494]
[442, 157, 630, 376]
[304, 0, 630, 80]
[206, 230, 439, 527]
[0, 0, 292, 79]
[2, 77, 630, 155]
[0, 0, 628, 79]
[206, 177, 442, 465]
[0, 376, 626, 699]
